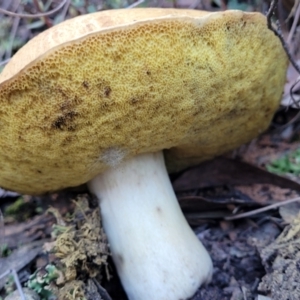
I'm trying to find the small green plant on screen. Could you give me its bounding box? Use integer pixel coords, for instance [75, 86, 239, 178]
[0, 244, 11, 257]
[267, 148, 300, 176]
[26, 264, 60, 300]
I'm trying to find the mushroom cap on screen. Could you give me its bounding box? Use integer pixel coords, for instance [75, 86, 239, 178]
[0, 8, 287, 194]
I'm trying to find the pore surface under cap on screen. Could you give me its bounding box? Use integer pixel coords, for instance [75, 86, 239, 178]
[0, 9, 287, 194]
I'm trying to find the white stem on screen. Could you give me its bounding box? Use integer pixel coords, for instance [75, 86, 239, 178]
[88, 152, 213, 300]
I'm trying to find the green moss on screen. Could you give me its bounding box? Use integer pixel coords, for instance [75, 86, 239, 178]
[4, 198, 25, 216]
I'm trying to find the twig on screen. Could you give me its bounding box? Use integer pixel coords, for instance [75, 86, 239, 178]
[0, 0, 68, 18]
[267, 0, 300, 128]
[0, 0, 11, 17]
[59, 0, 72, 21]
[266, 0, 300, 75]
[273, 76, 300, 129]
[225, 196, 300, 221]
[0, 58, 11, 67]
[0, 269, 25, 300]
[5, 13, 20, 60]
[32, 0, 52, 27]
[287, 0, 300, 46]
[127, 0, 146, 8]
[285, 0, 300, 24]
[0, 209, 3, 252]
[12, 269, 25, 300]
[290, 77, 300, 108]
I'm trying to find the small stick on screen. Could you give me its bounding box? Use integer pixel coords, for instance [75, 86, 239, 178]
[266, 0, 300, 74]
[127, 0, 145, 8]
[0, 269, 26, 300]
[225, 196, 300, 221]
[0, 0, 68, 18]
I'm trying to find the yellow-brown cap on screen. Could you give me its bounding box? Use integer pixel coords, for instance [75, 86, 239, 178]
[0, 8, 288, 194]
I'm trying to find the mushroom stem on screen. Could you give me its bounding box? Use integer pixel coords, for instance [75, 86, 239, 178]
[88, 151, 213, 300]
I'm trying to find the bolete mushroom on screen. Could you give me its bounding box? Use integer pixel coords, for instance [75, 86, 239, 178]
[0, 8, 287, 300]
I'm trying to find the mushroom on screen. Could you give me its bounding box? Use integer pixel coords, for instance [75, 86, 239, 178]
[0, 8, 287, 300]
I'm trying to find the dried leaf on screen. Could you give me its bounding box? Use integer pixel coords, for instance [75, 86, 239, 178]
[173, 157, 300, 193]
